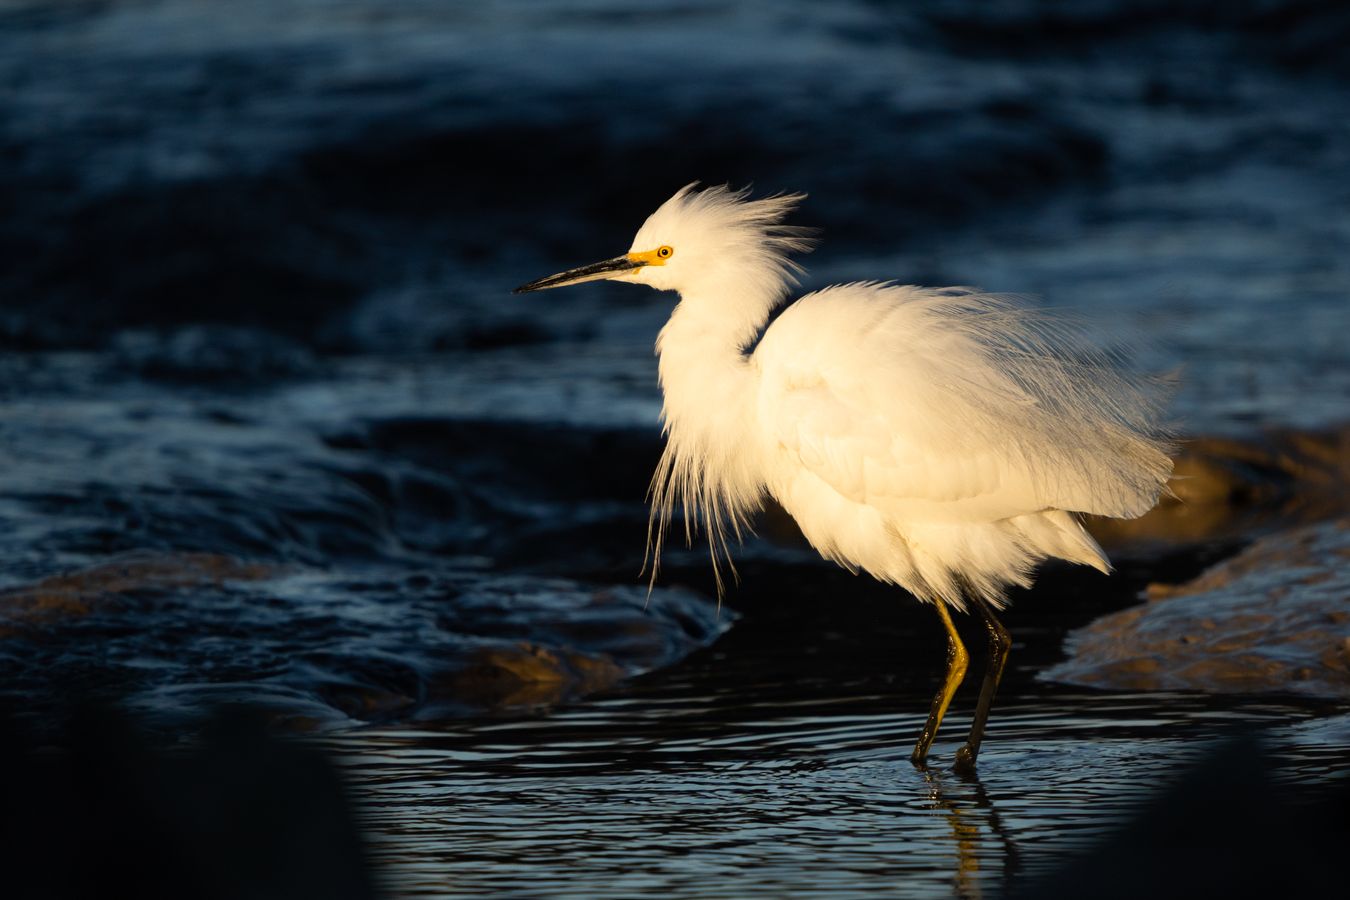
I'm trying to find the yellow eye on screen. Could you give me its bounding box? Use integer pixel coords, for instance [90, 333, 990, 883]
[657, 245, 674, 259]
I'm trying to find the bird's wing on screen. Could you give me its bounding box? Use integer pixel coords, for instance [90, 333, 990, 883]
[754, 284, 1173, 523]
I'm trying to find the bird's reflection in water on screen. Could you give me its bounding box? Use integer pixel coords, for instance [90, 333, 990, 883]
[920, 764, 1022, 899]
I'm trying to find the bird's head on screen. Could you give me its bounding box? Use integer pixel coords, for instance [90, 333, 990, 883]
[513, 184, 814, 297]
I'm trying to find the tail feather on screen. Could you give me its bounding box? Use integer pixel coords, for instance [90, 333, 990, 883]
[1010, 509, 1111, 574]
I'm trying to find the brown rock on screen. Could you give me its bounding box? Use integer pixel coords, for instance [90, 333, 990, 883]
[1046, 518, 1350, 699]
[0, 551, 275, 634]
[445, 642, 628, 710]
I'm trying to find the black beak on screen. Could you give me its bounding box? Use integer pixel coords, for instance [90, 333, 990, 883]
[513, 255, 643, 294]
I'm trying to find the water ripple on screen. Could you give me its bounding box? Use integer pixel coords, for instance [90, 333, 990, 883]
[324, 687, 1347, 898]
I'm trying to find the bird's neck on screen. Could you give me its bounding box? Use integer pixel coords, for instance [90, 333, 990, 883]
[655, 279, 779, 448]
[645, 269, 789, 589]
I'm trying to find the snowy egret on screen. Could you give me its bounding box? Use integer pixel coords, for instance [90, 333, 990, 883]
[515, 185, 1173, 769]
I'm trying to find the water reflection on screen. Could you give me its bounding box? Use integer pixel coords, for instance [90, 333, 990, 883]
[921, 766, 1022, 899]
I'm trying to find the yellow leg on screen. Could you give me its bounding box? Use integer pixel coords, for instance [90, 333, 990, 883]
[911, 601, 969, 765]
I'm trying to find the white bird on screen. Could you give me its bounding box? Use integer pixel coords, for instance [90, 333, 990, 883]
[515, 185, 1173, 769]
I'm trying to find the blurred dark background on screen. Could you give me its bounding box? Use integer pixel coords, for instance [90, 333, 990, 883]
[3, 1, 1348, 369]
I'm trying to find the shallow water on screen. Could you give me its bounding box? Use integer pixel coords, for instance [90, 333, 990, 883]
[324, 558, 1348, 897]
[332, 657, 1348, 897]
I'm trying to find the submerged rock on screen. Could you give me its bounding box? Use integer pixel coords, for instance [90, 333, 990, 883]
[1046, 518, 1350, 698]
[0, 551, 275, 634]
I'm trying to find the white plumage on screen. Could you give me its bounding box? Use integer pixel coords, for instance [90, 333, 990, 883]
[516, 183, 1174, 768]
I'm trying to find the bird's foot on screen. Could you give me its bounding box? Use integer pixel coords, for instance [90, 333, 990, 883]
[953, 744, 978, 774]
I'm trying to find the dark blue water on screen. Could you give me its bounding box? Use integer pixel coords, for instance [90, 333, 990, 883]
[2, 1, 1348, 895]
